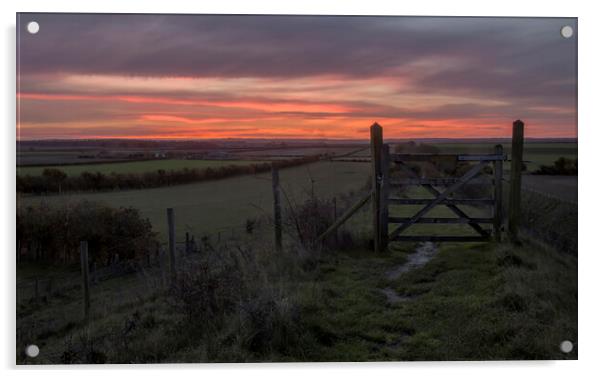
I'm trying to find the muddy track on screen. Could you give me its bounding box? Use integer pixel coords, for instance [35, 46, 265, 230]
[380, 242, 438, 304]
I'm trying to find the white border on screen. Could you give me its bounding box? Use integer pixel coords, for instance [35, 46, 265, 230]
[2, 1, 600, 377]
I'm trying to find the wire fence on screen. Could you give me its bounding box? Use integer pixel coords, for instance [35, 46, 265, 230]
[498, 178, 577, 255]
[501, 176, 577, 205]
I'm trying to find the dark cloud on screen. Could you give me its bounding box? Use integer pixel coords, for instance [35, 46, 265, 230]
[16, 14, 577, 138]
[17, 14, 576, 80]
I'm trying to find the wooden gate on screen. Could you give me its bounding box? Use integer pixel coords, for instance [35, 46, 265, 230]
[370, 123, 508, 251]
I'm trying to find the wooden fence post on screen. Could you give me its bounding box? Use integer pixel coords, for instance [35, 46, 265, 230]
[91, 262, 98, 285]
[159, 246, 166, 289]
[493, 144, 504, 242]
[34, 278, 39, 304]
[380, 144, 390, 249]
[333, 197, 339, 245]
[272, 164, 283, 252]
[167, 208, 177, 284]
[185, 232, 190, 254]
[508, 120, 524, 242]
[80, 241, 90, 322]
[46, 278, 53, 298]
[370, 122, 384, 252]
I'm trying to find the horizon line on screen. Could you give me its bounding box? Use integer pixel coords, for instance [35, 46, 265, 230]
[17, 136, 578, 142]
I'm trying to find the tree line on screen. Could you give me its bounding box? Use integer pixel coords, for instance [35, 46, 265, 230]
[17, 201, 158, 265]
[17, 156, 322, 194]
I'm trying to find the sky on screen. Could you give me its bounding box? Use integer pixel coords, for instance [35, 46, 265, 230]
[17, 14, 577, 140]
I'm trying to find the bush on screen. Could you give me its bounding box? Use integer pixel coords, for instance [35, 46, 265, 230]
[168, 241, 311, 360]
[394, 141, 440, 154]
[285, 196, 335, 248]
[17, 201, 158, 264]
[236, 288, 304, 356]
[533, 157, 577, 175]
[170, 258, 244, 330]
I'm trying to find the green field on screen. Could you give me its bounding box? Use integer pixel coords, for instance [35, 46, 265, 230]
[19, 154, 576, 243]
[17, 158, 577, 363]
[19, 161, 372, 241]
[431, 142, 577, 172]
[348, 142, 577, 172]
[521, 175, 577, 203]
[17, 159, 268, 177]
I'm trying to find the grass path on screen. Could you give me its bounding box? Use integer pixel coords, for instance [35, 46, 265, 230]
[301, 239, 577, 361]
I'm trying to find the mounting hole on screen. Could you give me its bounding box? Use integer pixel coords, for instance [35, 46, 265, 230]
[25, 344, 39, 358]
[560, 25, 573, 39]
[27, 21, 40, 34]
[560, 340, 573, 353]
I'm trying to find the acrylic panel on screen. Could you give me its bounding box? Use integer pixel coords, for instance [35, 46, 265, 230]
[16, 13, 577, 364]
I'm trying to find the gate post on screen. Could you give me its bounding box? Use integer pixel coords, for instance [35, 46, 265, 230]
[508, 120, 524, 242]
[370, 122, 383, 252]
[271, 164, 283, 252]
[380, 144, 390, 249]
[167, 208, 177, 284]
[80, 241, 90, 323]
[493, 144, 504, 242]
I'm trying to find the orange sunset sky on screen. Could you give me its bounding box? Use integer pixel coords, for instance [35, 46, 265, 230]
[17, 14, 577, 140]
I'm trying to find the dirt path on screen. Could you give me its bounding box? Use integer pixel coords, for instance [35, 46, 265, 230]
[380, 242, 438, 303]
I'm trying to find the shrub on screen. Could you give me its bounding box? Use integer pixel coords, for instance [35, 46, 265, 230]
[168, 242, 311, 360]
[236, 288, 304, 356]
[394, 141, 440, 154]
[533, 157, 577, 175]
[284, 195, 334, 248]
[17, 201, 158, 264]
[170, 258, 244, 330]
[41, 168, 67, 192]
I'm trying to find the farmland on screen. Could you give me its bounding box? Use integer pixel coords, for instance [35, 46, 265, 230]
[16, 138, 578, 363]
[17, 159, 269, 177]
[19, 161, 372, 241]
[17, 140, 578, 240]
[521, 175, 577, 203]
[337, 141, 577, 173]
[420, 142, 577, 172]
[17, 141, 577, 176]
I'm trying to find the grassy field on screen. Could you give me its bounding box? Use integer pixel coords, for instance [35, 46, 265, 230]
[20, 157, 575, 242]
[521, 175, 577, 203]
[17, 159, 268, 177]
[19, 161, 372, 241]
[347, 142, 577, 173]
[17, 149, 112, 166]
[17, 157, 577, 363]
[235, 146, 364, 158]
[431, 142, 577, 172]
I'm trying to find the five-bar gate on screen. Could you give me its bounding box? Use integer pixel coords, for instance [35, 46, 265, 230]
[370, 123, 507, 251]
